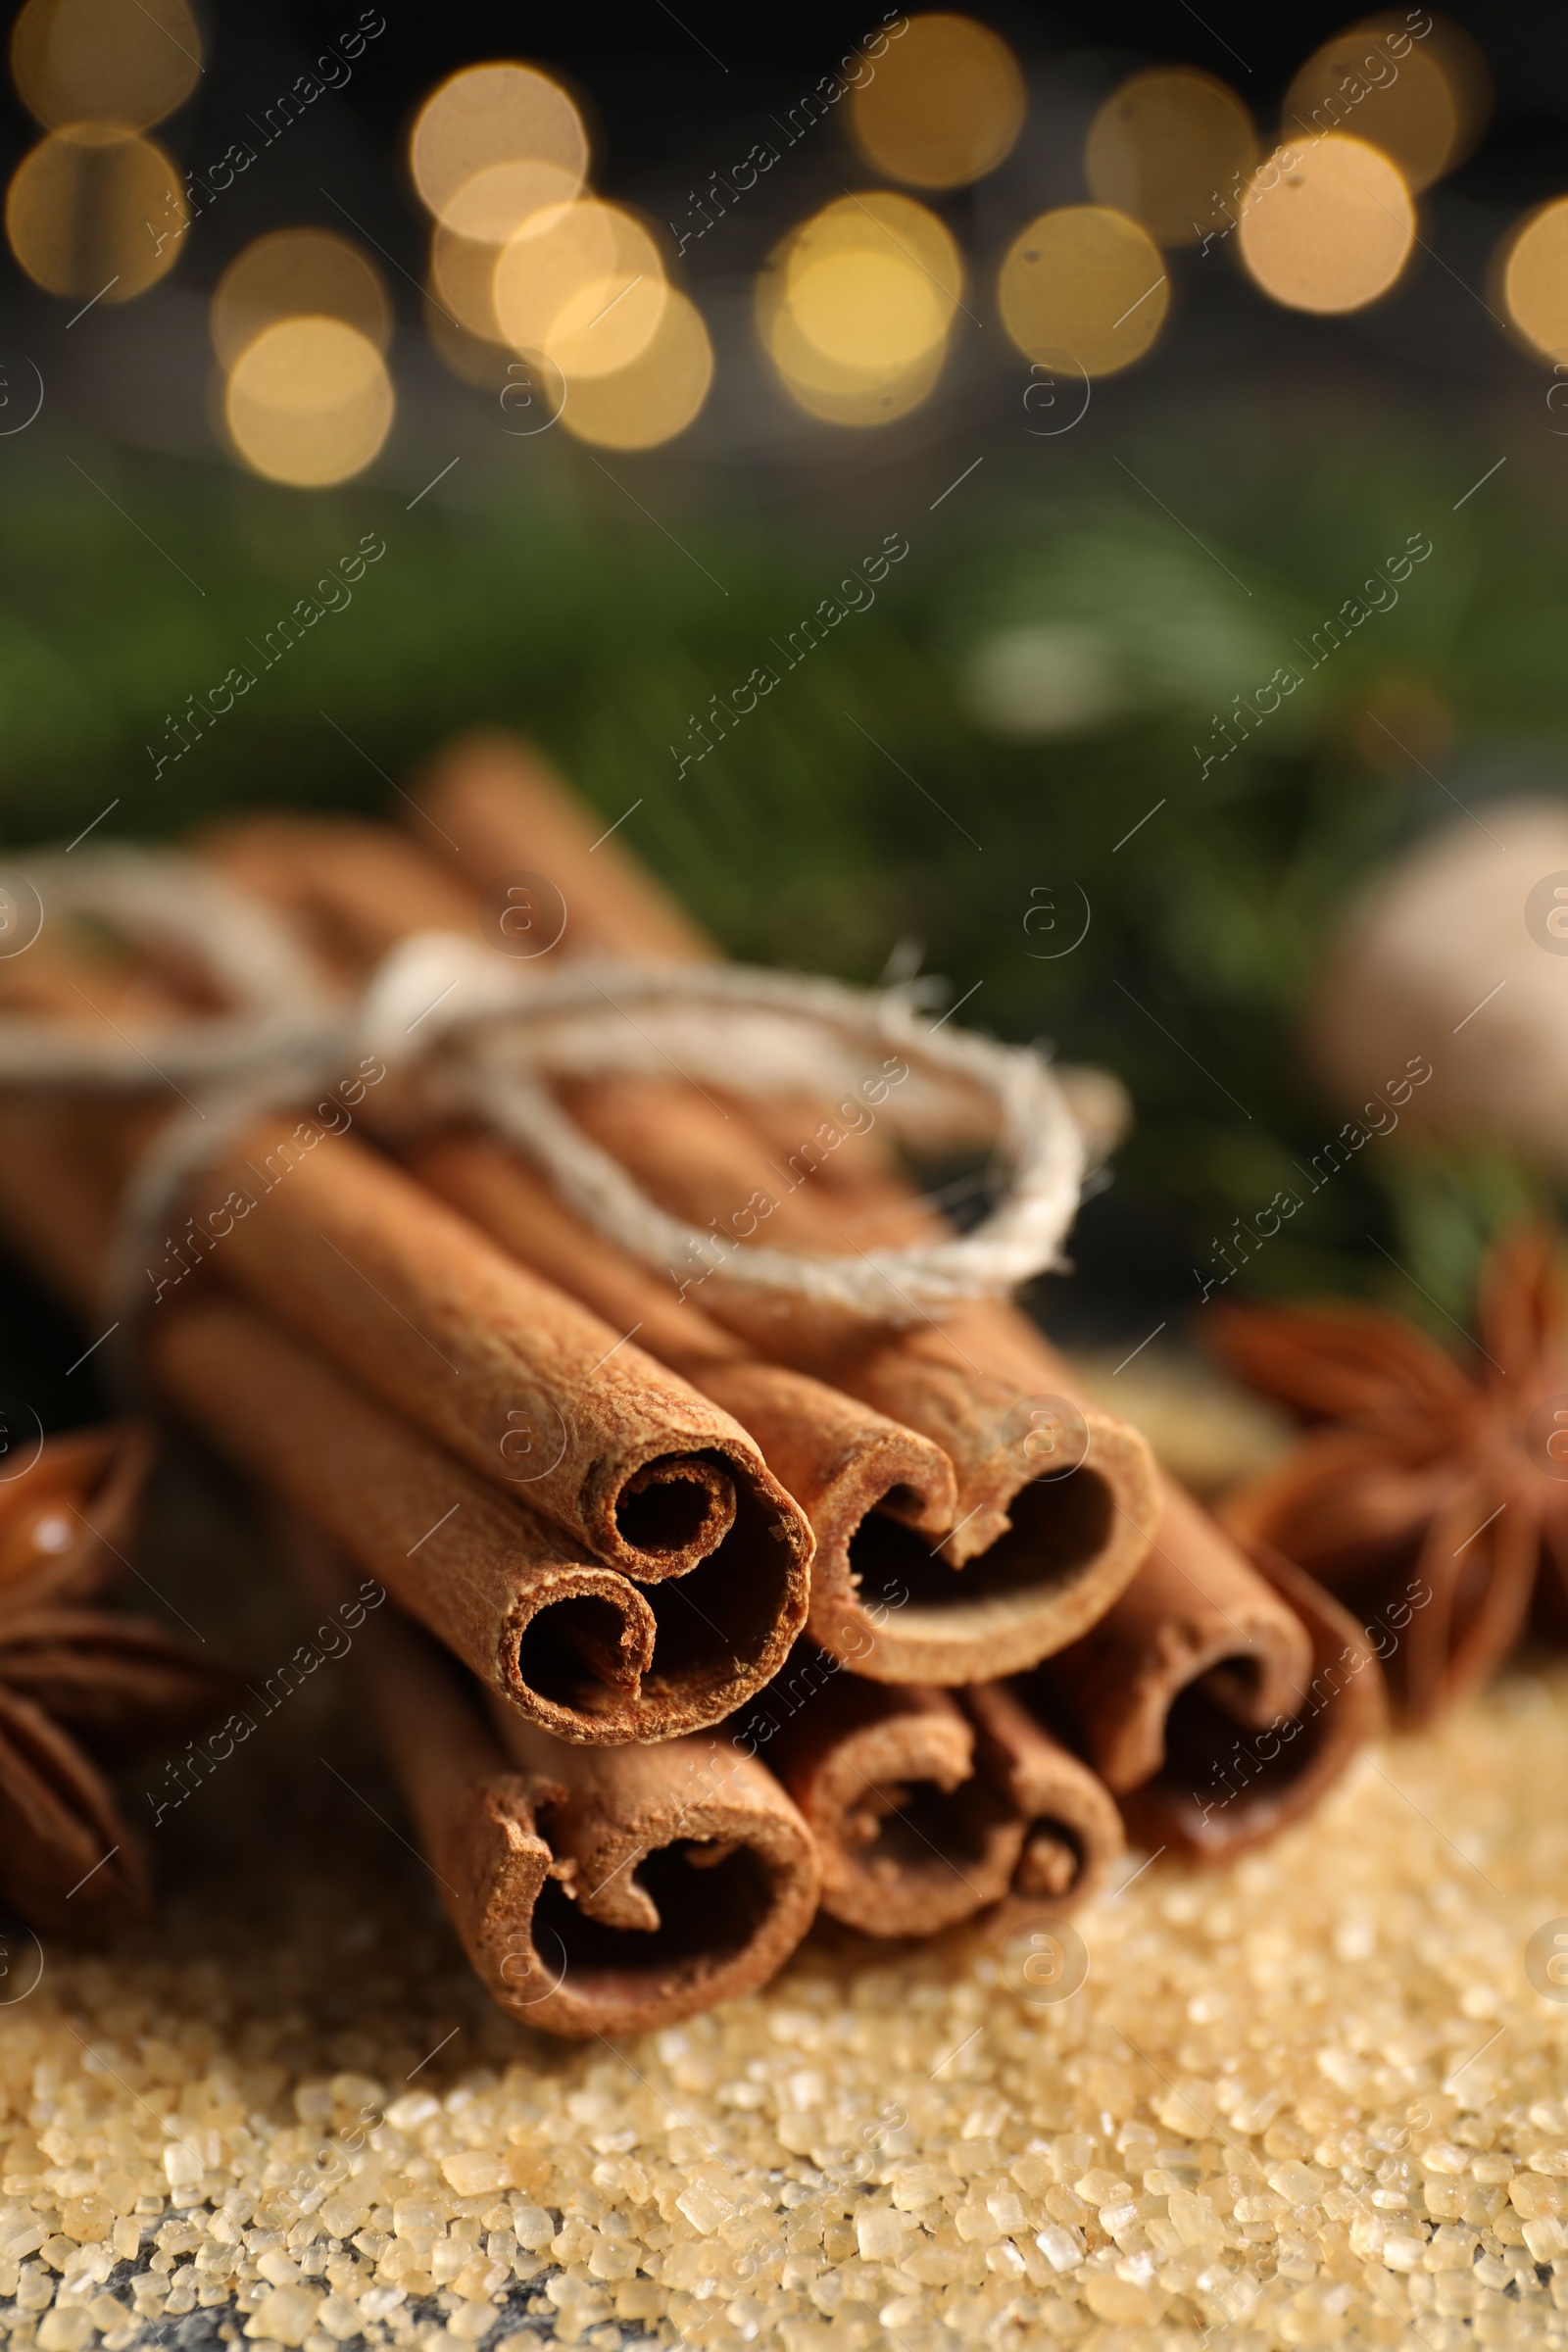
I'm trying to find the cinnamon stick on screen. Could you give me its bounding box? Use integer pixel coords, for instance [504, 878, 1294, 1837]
[1024, 1495, 1383, 1860]
[1121, 1544, 1386, 1864]
[960, 1678, 1125, 1928]
[0, 940, 814, 1697]
[398, 741, 1348, 1796]
[1032, 1480, 1313, 1789]
[201, 808, 1155, 1679]
[148, 1294, 801, 1741]
[287, 1531, 820, 2037]
[163, 1119, 807, 1593]
[387, 727, 712, 967]
[730, 1646, 1123, 1935]
[741, 1652, 1022, 1936]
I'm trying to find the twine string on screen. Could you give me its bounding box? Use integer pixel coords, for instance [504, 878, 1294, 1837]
[0, 850, 1090, 1328]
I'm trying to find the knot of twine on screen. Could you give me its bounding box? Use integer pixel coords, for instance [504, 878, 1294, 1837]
[0, 849, 1090, 1328]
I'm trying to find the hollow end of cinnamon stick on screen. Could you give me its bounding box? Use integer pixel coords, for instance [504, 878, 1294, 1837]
[961, 1679, 1126, 1930]
[1032, 1479, 1315, 1795]
[148, 1297, 805, 1742]
[693, 1355, 961, 1675]
[1117, 1544, 1388, 1863]
[1023, 1481, 1385, 1862]
[821, 1438, 1149, 1685]
[738, 1650, 1026, 1937]
[288, 1530, 818, 2035]
[586, 1451, 736, 1578]
[484, 1690, 820, 2034]
[201, 798, 1152, 1688]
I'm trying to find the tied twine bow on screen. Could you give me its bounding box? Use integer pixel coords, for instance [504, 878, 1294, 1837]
[0, 849, 1092, 1328]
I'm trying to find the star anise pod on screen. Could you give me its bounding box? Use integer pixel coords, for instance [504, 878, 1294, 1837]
[0, 1418, 237, 1938]
[1210, 1222, 1568, 1727]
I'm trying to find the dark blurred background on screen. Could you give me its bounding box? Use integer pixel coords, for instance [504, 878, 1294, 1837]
[4, 0, 1568, 1426]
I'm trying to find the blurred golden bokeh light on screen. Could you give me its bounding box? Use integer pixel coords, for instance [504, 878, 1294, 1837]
[848, 13, 1026, 189]
[1085, 67, 1256, 247]
[492, 198, 667, 377]
[211, 230, 392, 369]
[539, 208, 667, 378]
[11, 0, 199, 133]
[759, 193, 961, 426]
[410, 63, 588, 231]
[6, 124, 185, 299]
[1496, 198, 1568, 363]
[1282, 13, 1489, 194]
[768, 331, 947, 428]
[1238, 132, 1413, 313]
[786, 193, 961, 331]
[998, 205, 1168, 375]
[429, 221, 512, 347]
[440, 157, 581, 247]
[559, 287, 712, 449]
[224, 318, 394, 488]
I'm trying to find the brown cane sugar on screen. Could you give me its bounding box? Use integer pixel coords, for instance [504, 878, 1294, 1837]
[2, 1656, 1566, 2352]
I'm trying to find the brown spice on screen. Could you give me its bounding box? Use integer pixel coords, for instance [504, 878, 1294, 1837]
[1213, 1221, 1568, 1724]
[960, 1676, 1125, 1924]
[1032, 1477, 1314, 1792]
[0, 925, 814, 1727]
[0, 1419, 235, 1936]
[148, 1294, 805, 1741]
[1020, 1505, 1385, 1862]
[740, 1653, 1023, 1936]
[285, 1526, 820, 2036]
[208, 778, 1158, 1680]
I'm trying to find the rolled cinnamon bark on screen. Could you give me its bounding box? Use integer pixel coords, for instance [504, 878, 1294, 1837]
[147, 1294, 804, 1741]
[1024, 1497, 1383, 1861]
[0, 931, 814, 1679]
[729, 1646, 1123, 1935]
[393, 727, 713, 966]
[287, 1532, 820, 2036]
[960, 1677, 1125, 1929]
[410, 1133, 1089, 1686]
[202, 804, 1156, 1677]
[159, 1117, 807, 1592]
[738, 1652, 1022, 1936]
[1118, 1544, 1386, 1864]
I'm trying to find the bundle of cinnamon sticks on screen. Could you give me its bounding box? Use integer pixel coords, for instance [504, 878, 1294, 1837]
[0, 732, 1385, 2033]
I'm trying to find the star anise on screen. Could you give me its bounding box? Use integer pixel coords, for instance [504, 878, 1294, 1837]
[1210, 1222, 1568, 1727]
[0, 1418, 236, 1938]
